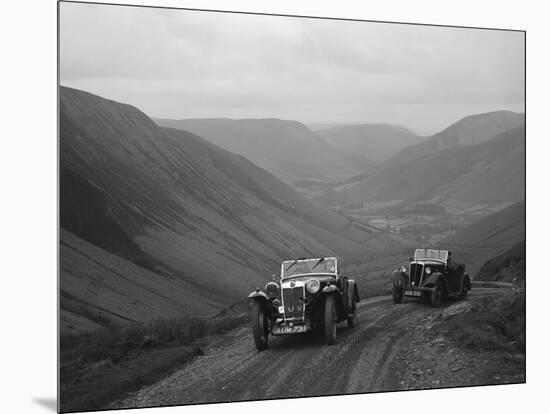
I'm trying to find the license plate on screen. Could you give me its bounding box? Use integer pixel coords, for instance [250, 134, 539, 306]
[272, 325, 308, 335]
[405, 290, 421, 297]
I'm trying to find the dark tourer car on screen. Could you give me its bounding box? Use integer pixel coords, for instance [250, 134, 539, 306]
[391, 249, 470, 307]
[248, 257, 360, 351]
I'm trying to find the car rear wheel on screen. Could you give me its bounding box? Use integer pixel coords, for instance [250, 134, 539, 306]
[392, 283, 403, 304]
[250, 301, 268, 351]
[430, 280, 443, 307]
[324, 295, 337, 345]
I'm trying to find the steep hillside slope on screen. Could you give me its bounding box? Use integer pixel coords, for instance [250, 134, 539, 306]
[387, 110, 524, 167]
[154, 117, 367, 184]
[60, 87, 403, 329]
[60, 230, 221, 333]
[345, 125, 525, 205]
[317, 124, 425, 161]
[440, 202, 525, 248]
[476, 240, 525, 282]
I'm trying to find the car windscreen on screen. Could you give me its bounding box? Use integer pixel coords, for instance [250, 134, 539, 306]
[414, 249, 448, 262]
[281, 258, 337, 278]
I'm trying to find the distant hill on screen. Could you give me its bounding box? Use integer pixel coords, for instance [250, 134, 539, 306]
[344, 124, 525, 206]
[440, 201, 525, 248]
[476, 240, 525, 282]
[154, 117, 368, 184]
[60, 87, 403, 331]
[387, 110, 525, 167]
[317, 123, 425, 161]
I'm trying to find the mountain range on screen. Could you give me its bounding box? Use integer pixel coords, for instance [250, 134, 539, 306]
[386, 110, 525, 167]
[338, 111, 524, 208]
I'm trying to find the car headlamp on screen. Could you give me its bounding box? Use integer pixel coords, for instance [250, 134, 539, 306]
[425, 267, 432, 275]
[400, 265, 408, 273]
[306, 279, 321, 294]
[265, 281, 279, 297]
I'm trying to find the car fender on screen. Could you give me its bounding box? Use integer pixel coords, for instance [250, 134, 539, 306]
[248, 290, 268, 307]
[462, 272, 471, 291]
[423, 272, 444, 288]
[322, 286, 347, 319]
[346, 280, 360, 311]
[348, 280, 360, 303]
[391, 270, 407, 287]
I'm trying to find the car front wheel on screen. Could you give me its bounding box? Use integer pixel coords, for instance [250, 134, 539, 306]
[430, 280, 443, 307]
[250, 301, 268, 351]
[324, 295, 337, 345]
[392, 283, 403, 304]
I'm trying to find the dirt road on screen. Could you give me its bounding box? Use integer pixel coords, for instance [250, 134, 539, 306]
[115, 287, 522, 409]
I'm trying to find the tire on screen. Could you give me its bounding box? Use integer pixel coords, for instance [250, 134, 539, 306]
[430, 280, 443, 307]
[347, 300, 357, 328]
[250, 301, 268, 351]
[392, 283, 403, 304]
[324, 295, 337, 345]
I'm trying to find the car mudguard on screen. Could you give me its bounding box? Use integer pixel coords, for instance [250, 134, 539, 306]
[347, 279, 360, 305]
[462, 272, 471, 291]
[423, 272, 443, 288]
[350, 280, 360, 302]
[321, 285, 347, 319]
[391, 270, 407, 287]
[248, 290, 268, 306]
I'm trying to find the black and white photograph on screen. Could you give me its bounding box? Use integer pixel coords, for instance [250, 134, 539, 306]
[37, 0, 535, 412]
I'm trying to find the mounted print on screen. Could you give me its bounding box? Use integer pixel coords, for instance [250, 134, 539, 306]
[58, 1, 525, 412]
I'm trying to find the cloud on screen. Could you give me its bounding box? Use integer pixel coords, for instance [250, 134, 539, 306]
[60, 2, 524, 134]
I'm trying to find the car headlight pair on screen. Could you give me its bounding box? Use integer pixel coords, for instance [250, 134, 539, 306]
[306, 279, 321, 294]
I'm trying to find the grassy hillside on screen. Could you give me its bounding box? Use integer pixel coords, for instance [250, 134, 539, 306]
[59, 229, 223, 333]
[477, 240, 525, 282]
[154, 117, 367, 184]
[317, 123, 425, 161]
[60, 86, 404, 330]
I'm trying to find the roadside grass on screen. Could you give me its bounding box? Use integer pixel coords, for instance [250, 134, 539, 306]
[60, 305, 248, 412]
[436, 291, 525, 353]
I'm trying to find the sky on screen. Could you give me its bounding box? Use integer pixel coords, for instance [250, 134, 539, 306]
[60, 2, 525, 135]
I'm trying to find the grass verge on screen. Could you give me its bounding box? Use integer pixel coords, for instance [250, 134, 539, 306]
[436, 291, 525, 353]
[60, 305, 248, 412]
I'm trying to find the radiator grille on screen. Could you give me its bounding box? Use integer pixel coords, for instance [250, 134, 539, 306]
[410, 263, 424, 286]
[282, 286, 305, 320]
